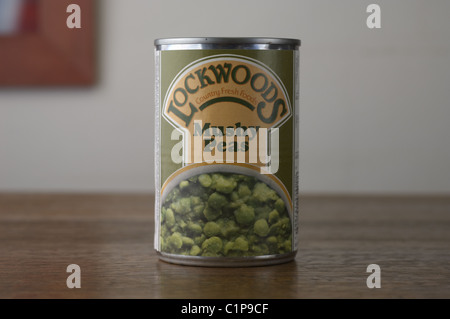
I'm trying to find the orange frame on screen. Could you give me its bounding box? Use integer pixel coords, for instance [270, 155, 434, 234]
[0, 0, 95, 86]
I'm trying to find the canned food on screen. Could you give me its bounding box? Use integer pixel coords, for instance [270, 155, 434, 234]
[154, 37, 300, 266]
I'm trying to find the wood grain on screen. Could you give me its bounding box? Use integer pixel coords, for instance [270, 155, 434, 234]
[0, 194, 449, 298]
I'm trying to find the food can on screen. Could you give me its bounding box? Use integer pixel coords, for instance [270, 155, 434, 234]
[154, 37, 300, 266]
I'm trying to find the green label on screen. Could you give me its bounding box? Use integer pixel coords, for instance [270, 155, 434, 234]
[155, 48, 299, 258]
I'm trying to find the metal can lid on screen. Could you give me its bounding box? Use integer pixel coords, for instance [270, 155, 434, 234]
[154, 37, 300, 47]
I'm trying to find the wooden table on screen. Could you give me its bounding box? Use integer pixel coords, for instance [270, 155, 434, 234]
[0, 194, 449, 298]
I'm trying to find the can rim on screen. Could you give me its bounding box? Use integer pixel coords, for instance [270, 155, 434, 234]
[154, 37, 301, 47]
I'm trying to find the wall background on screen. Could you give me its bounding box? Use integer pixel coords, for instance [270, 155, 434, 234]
[0, 0, 449, 194]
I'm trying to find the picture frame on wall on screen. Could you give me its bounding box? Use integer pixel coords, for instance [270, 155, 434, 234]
[0, 0, 96, 86]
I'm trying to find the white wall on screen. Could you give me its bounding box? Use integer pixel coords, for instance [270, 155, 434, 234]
[1, 0, 450, 194]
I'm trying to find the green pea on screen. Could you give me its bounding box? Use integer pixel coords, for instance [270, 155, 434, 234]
[198, 174, 212, 187]
[234, 204, 255, 226]
[208, 192, 228, 210]
[268, 210, 279, 224]
[182, 236, 195, 247]
[204, 222, 221, 237]
[274, 198, 285, 213]
[190, 245, 201, 256]
[254, 219, 269, 237]
[160, 172, 292, 257]
[203, 204, 222, 221]
[211, 174, 237, 194]
[167, 232, 183, 251]
[187, 222, 203, 236]
[165, 208, 175, 227]
[179, 180, 189, 190]
[202, 236, 223, 254]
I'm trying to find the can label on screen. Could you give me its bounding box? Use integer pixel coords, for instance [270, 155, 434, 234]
[155, 49, 298, 259]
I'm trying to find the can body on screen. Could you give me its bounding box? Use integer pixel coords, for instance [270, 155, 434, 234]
[154, 38, 300, 266]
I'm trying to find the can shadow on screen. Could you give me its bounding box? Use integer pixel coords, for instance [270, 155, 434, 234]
[153, 258, 302, 298]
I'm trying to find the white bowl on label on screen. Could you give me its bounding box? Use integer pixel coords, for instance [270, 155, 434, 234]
[161, 163, 292, 218]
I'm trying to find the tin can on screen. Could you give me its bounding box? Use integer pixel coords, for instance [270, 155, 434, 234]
[154, 37, 300, 266]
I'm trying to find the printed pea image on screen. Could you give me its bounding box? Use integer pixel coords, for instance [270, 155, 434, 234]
[160, 173, 292, 257]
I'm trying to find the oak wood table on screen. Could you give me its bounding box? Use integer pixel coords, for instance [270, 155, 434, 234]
[0, 194, 449, 298]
